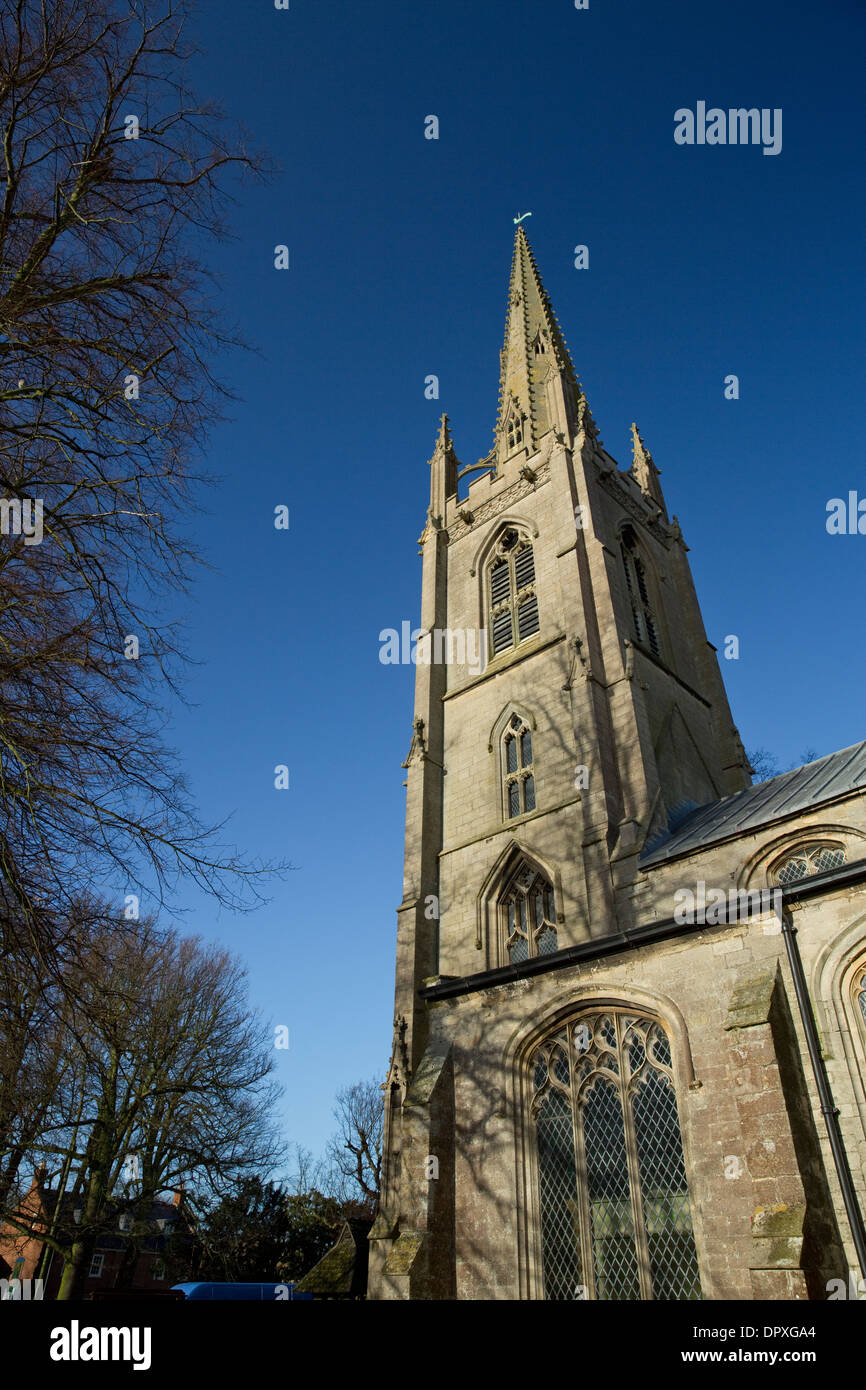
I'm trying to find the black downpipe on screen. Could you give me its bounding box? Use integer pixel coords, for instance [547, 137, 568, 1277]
[781, 910, 866, 1280]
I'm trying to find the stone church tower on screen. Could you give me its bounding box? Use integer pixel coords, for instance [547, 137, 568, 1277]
[368, 227, 866, 1301]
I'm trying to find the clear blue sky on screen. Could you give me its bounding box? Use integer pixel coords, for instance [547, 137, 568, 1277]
[154, 0, 865, 1168]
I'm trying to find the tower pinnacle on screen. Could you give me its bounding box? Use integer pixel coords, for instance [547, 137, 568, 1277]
[630, 422, 668, 519]
[426, 412, 458, 524]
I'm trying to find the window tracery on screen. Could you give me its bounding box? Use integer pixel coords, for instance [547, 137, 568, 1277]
[488, 528, 539, 655]
[773, 843, 846, 886]
[529, 1011, 701, 1301]
[501, 862, 557, 963]
[502, 713, 536, 820]
[621, 525, 660, 658]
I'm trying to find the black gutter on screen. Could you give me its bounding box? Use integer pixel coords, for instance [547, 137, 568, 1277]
[420, 857, 866, 1002]
[781, 858, 866, 904]
[421, 912, 703, 1000]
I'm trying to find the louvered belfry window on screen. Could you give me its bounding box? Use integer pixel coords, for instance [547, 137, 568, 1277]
[530, 1012, 702, 1301]
[621, 526, 660, 658]
[489, 528, 539, 656]
[502, 862, 557, 963]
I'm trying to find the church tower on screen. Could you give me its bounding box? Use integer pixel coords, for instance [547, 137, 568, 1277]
[368, 227, 863, 1301]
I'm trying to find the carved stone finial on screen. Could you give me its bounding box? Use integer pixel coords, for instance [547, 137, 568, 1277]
[401, 716, 427, 768]
[563, 633, 593, 690]
[630, 422, 668, 519]
[434, 413, 452, 453]
[576, 390, 601, 446]
[623, 637, 635, 681]
[428, 414, 459, 514]
[386, 1013, 410, 1093]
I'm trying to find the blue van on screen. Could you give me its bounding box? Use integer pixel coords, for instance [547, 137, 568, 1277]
[171, 1282, 312, 1301]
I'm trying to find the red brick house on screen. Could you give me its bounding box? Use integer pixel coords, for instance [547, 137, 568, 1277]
[0, 1173, 193, 1298]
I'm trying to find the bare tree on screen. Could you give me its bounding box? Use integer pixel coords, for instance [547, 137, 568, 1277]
[0, 912, 283, 1299]
[286, 1142, 330, 1198]
[0, 0, 273, 972]
[747, 748, 780, 783]
[324, 1078, 383, 1215]
[0, 894, 107, 1214]
[747, 746, 821, 784]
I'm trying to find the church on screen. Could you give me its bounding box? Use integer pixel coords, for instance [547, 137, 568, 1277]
[367, 226, 866, 1301]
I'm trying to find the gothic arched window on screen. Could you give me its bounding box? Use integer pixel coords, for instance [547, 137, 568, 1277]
[505, 403, 525, 453]
[502, 714, 535, 819]
[855, 966, 866, 1034]
[501, 862, 557, 964]
[621, 526, 660, 658]
[489, 528, 539, 656]
[530, 1011, 701, 1301]
[773, 842, 846, 886]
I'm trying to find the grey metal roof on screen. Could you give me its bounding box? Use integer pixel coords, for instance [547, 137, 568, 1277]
[640, 741, 866, 867]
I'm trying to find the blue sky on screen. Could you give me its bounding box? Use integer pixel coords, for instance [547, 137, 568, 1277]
[154, 0, 865, 1167]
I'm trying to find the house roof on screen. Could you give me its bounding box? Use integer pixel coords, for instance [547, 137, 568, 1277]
[294, 1219, 371, 1298]
[35, 1186, 189, 1251]
[640, 741, 866, 867]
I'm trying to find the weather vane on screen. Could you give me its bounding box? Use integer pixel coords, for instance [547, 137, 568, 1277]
[513, 211, 532, 225]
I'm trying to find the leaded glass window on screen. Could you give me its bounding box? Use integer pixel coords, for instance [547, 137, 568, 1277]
[855, 968, 866, 1031]
[774, 843, 846, 886]
[621, 526, 660, 658]
[503, 714, 536, 819]
[530, 1011, 701, 1301]
[501, 864, 557, 963]
[488, 528, 540, 656]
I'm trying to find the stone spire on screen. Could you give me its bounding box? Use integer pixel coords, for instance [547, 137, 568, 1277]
[493, 225, 582, 466]
[629, 422, 668, 520]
